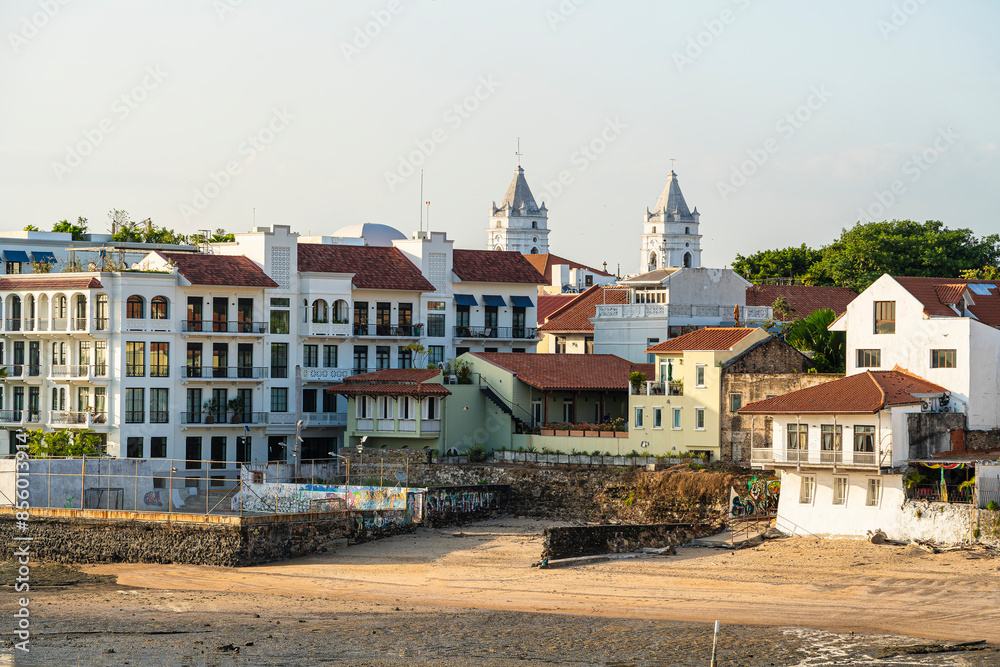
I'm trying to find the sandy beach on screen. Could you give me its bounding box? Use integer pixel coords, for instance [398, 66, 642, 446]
[7, 518, 1000, 665]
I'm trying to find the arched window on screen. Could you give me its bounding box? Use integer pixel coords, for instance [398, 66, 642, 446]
[530, 247, 539, 255]
[531, 221, 537, 229]
[652, 227, 656, 234]
[648, 252, 657, 270]
[53, 295, 67, 319]
[683, 252, 692, 268]
[73, 294, 87, 329]
[95, 294, 109, 330]
[24, 294, 34, 320]
[312, 299, 328, 323]
[126, 295, 144, 319]
[494, 245, 503, 252]
[150, 296, 168, 319]
[685, 226, 690, 234]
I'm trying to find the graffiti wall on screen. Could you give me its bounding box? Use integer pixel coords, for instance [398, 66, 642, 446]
[424, 485, 510, 526]
[730, 475, 780, 519]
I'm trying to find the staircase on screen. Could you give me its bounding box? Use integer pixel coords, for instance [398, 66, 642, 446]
[480, 385, 514, 416]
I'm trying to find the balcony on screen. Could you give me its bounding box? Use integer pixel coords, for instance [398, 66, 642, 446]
[751, 447, 884, 469]
[630, 381, 684, 396]
[48, 365, 93, 381]
[124, 318, 174, 333]
[4, 318, 21, 331]
[48, 411, 106, 428]
[180, 411, 269, 425]
[593, 303, 773, 323]
[301, 367, 353, 382]
[352, 323, 422, 338]
[180, 366, 270, 380]
[355, 417, 441, 436]
[180, 320, 268, 335]
[303, 412, 347, 427]
[0, 410, 42, 426]
[303, 322, 353, 337]
[3, 365, 42, 380]
[454, 326, 538, 340]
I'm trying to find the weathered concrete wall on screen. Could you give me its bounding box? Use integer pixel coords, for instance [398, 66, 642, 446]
[906, 413, 967, 459]
[966, 429, 1000, 453]
[424, 485, 510, 527]
[541, 523, 697, 560]
[898, 502, 1000, 547]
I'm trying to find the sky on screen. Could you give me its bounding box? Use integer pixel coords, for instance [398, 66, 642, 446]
[2, 0, 999, 275]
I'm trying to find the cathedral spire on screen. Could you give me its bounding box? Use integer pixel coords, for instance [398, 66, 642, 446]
[654, 170, 693, 218]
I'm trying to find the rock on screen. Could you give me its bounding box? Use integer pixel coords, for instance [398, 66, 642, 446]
[868, 529, 887, 544]
[216, 644, 237, 652]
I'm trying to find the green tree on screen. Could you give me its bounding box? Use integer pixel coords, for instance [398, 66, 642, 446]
[52, 216, 89, 240]
[22, 224, 39, 231]
[732, 244, 827, 284]
[109, 209, 189, 245]
[960, 266, 1000, 280]
[190, 228, 236, 244]
[812, 220, 1000, 292]
[24, 429, 103, 457]
[786, 308, 845, 373]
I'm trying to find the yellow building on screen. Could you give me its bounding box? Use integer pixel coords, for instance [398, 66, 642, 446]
[628, 327, 771, 460]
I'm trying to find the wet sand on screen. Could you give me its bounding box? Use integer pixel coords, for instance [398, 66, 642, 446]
[5, 518, 1000, 665]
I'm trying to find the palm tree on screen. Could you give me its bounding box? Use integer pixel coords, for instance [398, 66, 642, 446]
[786, 308, 845, 373]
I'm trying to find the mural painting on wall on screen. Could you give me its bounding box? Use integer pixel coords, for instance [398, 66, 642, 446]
[427, 488, 499, 516]
[346, 487, 407, 511]
[144, 491, 164, 507]
[730, 475, 780, 519]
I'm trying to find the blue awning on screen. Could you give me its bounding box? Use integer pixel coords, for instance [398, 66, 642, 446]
[3, 250, 29, 262]
[454, 294, 478, 306]
[482, 295, 506, 307]
[510, 295, 534, 308]
[32, 251, 57, 263]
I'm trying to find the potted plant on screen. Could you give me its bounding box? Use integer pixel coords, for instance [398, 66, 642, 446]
[584, 424, 599, 437]
[203, 398, 221, 424]
[227, 395, 247, 423]
[629, 371, 646, 394]
[453, 358, 473, 384]
[569, 424, 585, 437]
[540, 423, 555, 436]
[554, 422, 570, 437]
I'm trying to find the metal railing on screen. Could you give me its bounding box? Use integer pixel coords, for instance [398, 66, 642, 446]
[5, 318, 21, 331]
[125, 411, 145, 424]
[908, 484, 976, 505]
[301, 367, 353, 382]
[352, 323, 422, 337]
[454, 326, 538, 340]
[49, 365, 91, 379]
[180, 366, 270, 380]
[48, 411, 90, 426]
[303, 322, 353, 337]
[180, 320, 268, 334]
[751, 447, 881, 468]
[303, 412, 347, 427]
[180, 411, 268, 425]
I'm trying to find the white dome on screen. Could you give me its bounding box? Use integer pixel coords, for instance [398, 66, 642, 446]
[332, 222, 406, 247]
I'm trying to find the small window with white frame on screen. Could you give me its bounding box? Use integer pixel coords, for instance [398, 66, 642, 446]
[695, 365, 706, 387]
[729, 393, 742, 412]
[671, 407, 682, 430]
[634, 407, 644, 429]
[799, 475, 815, 504]
[930, 349, 956, 368]
[653, 407, 662, 429]
[833, 476, 848, 505]
[695, 407, 705, 430]
[866, 478, 881, 507]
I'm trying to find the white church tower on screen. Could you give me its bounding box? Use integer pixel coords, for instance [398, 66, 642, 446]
[639, 170, 702, 273]
[487, 165, 549, 255]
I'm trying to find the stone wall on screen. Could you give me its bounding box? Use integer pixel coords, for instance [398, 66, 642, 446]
[541, 523, 697, 560]
[898, 502, 1000, 547]
[965, 429, 1000, 453]
[906, 412, 968, 459]
[424, 485, 510, 527]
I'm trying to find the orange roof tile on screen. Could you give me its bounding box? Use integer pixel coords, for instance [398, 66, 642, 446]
[344, 369, 441, 383]
[158, 252, 278, 288]
[452, 250, 546, 284]
[0, 275, 103, 291]
[738, 370, 947, 414]
[536, 294, 577, 324]
[539, 285, 630, 333]
[745, 285, 857, 321]
[470, 352, 645, 391]
[333, 368, 451, 397]
[524, 253, 612, 284]
[893, 276, 1000, 326]
[645, 327, 759, 353]
[298, 244, 435, 291]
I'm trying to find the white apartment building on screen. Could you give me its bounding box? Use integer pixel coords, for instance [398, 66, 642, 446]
[0, 225, 544, 470]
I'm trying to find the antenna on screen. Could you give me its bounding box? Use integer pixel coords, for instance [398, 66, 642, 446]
[419, 170, 424, 233]
[515, 137, 522, 167]
[670, 158, 676, 171]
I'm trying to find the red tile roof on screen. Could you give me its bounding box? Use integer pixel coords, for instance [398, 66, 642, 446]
[0, 275, 103, 291]
[745, 285, 857, 321]
[894, 276, 1000, 326]
[158, 252, 278, 288]
[645, 327, 760, 353]
[297, 244, 434, 291]
[452, 250, 546, 284]
[332, 368, 451, 397]
[470, 352, 645, 391]
[536, 294, 577, 324]
[539, 286, 630, 333]
[738, 370, 947, 415]
[523, 253, 612, 284]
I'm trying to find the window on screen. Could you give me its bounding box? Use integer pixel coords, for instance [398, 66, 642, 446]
[456, 305, 470, 331]
[729, 394, 742, 412]
[150, 296, 168, 319]
[799, 476, 815, 504]
[555, 336, 567, 354]
[428, 345, 444, 366]
[303, 344, 318, 368]
[398, 303, 413, 333]
[787, 423, 808, 449]
[585, 274, 594, 287]
[376, 346, 390, 370]
[150, 437, 167, 458]
[237, 298, 253, 332]
[323, 390, 337, 413]
[150, 342, 169, 377]
[930, 349, 956, 368]
[854, 425, 875, 456]
[357, 396, 371, 419]
[6, 260, 22, 274]
[353, 345, 368, 374]
[323, 345, 338, 368]
[634, 407, 644, 429]
[186, 296, 203, 331]
[427, 309, 445, 338]
[270, 297, 290, 308]
[695, 365, 706, 387]
[271, 343, 288, 378]
[125, 388, 144, 423]
[212, 297, 228, 332]
[532, 399, 542, 425]
[672, 407, 682, 429]
[236, 436, 252, 463]
[398, 347, 412, 369]
[126, 437, 143, 458]
[375, 302, 391, 335]
[695, 408, 706, 430]
[95, 293, 109, 330]
[874, 301, 895, 334]
[150, 388, 169, 424]
[820, 424, 842, 461]
[312, 299, 328, 323]
[646, 338, 659, 364]
[302, 389, 317, 413]
[353, 301, 369, 334]
[584, 336, 594, 354]
[213, 343, 228, 378]
[378, 396, 393, 419]
[211, 436, 227, 467]
[270, 309, 289, 335]
[399, 396, 414, 419]
[53, 295, 67, 319]
[271, 387, 288, 412]
[126, 295, 144, 319]
[833, 476, 848, 505]
[866, 478, 881, 507]
[126, 342, 145, 377]
[856, 349, 881, 368]
[562, 398, 573, 422]
[424, 396, 438, 420]
[653, 407, 662, 429]
[186, 437, 202, 469]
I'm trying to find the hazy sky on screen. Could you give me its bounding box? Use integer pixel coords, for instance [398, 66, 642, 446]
[2, 1, 998, 274]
